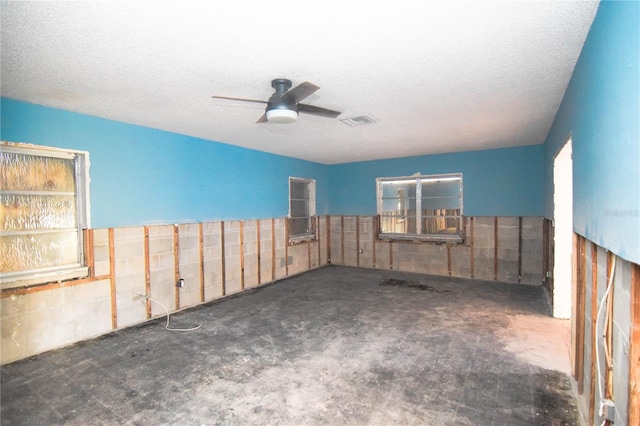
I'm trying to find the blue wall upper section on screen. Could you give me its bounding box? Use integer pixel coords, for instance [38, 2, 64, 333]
[1, 98, 329, 228]
[543, 1, 639, 264]
[328, 145, 544, 217]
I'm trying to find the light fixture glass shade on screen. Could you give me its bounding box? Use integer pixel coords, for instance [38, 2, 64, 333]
[266, 109, 298, 123]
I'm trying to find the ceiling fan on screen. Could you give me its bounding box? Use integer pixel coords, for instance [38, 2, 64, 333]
[212, 79, 342, 124]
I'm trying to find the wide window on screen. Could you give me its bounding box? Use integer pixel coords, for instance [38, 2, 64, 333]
[288, 177, 316, 242]
[1, 142, 90, 289]
[376, 173, 463, 242]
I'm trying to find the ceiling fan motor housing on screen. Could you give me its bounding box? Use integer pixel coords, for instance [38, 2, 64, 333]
[266, 78, 299, 122]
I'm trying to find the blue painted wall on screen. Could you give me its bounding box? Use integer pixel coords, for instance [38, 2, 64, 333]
[543, 0, 639, 263]
[1, 98, 329, 228]
[328, 145, 544, 217]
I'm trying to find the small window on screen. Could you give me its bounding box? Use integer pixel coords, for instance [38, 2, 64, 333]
[1, 142, 90, 289]
[288, 177, 316, 242]
[377, 173, 463, 242]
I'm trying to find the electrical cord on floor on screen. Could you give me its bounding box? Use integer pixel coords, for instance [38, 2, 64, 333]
[134, 292, 202, 332]
[595, 253, 616, 426]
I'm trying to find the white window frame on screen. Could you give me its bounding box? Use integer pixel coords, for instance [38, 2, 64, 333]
[376, 173, 463, 242]
[288, 177, 316, 243]
[1, 142, 91, 289]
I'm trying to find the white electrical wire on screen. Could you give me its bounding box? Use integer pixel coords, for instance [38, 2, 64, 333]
[594, 253, 616, 426]
[135, 292, 202, 332]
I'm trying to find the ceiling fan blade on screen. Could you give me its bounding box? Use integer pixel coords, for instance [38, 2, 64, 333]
[281, 81, 319, 103]
[211, 95, 267, 105]
[255, 113, 268, 123]
[298, 103, 342, 119]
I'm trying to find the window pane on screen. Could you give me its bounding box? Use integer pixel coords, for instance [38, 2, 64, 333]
[422, 212, 461, 236]
[421, 178, 460, 210]
[1, 231, 79, 273]
[289, 217, 311, 236]
[1, 193, 77, 231]
[290, 181, 309, 200]
[0, 152, 76, 192]
[290, 200, 309, 218]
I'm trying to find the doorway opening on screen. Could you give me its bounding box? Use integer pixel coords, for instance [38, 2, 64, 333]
[553, 137, 573, 319]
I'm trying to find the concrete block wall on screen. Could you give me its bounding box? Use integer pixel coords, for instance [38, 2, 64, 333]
[327, 215, 544, 285]
[0, 217, 328, 364]
[574, 236, 638, 426]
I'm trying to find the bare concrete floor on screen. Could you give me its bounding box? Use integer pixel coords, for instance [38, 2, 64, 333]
[1, 266, 578, 425]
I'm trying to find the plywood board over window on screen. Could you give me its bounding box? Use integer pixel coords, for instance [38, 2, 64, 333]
[0, 142, 90, 289]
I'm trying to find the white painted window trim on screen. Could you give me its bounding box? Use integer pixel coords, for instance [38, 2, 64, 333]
[288, 177, 316, 243]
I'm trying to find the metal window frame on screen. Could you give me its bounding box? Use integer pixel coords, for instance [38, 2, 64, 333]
[376, 173, 463, 242]
[1, 142, 91, 289]
[288, 177, 316, 242]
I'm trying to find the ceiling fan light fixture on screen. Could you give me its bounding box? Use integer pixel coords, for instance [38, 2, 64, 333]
[266, 108, 298, 123]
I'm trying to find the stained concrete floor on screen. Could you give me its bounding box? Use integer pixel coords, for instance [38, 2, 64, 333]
[1, 266, 579, 425]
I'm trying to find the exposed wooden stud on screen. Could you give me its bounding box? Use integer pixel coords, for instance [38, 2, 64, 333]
[83, 228, 95, 278]
[173, 225, 180, 310]
[356, 216, 360, 267]
[589, 242, 598, 425]
[285, 218, 289, 276]
[144, 226, 151, 319]
[271, 218, 275, 282]
[447, 245, 452, 276]
[373, 215, 378, 269]
[240, 220, 245, 290]
[470, 217, 475, 279]
[518, 217, 523, 284]
[341, 215, 345, 264]
[199, 223, 205, 302]
[256, 219, 261, 285]
[307, 240, 312, 270]
[327, 216, 331, 264]
[316, 216, 321, 266]
[494, 217, 500, 278]
[109, 228, 117, 330]
[574, 235, 586, 393]
[604, 251, 614, 404]
[543, 219, 550, 288]
[220, 221, 226, 296]
[629, 261, 640, 426]
[389, 241, 393, 270]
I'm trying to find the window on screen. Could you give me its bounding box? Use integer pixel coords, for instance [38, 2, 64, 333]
[288, 177, 316, 242]
[377, 173, 463, 242]
[1, 142, 90, 289]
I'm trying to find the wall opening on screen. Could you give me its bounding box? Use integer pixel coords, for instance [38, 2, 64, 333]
[553, 137, 573, 319]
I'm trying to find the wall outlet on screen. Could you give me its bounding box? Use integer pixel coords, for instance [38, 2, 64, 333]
[177, 278, 185, 288]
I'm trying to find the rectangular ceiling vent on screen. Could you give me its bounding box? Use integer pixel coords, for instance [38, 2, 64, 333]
[341, 114, 378, 127]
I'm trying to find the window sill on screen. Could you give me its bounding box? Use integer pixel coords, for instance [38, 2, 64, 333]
[1, 266, 89, 290]
[288, 234, 317, 245]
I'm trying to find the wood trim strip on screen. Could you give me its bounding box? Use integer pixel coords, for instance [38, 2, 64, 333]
[257, 219, 261, 285]
[543, 219, 550, 289]
[0, 274, 112, 298]
[447, 245, 452, 276]
[308, 240, 312, 270]
[518, 217, 523, 284]
[629, 261, 640, 426]
[173, 225, 180, 310]
[240, 220, 245, 290]
[373, 215, 378, 269]
[144, 226, 151, 319]
[199, 223, 205, 302]
[389, 241, 393, 270]
[220, 221, 226, 296]
[494, 216, 498, 281]
[589, 242, 598, 425]
[109, 228, 117, 329]
[604, 252, 614, 401]
[317, 216, 321, 266]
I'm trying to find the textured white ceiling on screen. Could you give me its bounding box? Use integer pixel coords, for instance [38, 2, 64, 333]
[1, 1, 599, 164]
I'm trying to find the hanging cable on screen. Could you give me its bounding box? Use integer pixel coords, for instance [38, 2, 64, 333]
[134, 292, 202, 332]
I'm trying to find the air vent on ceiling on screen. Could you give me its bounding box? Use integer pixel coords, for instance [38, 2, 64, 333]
[341, 114, 378, 127]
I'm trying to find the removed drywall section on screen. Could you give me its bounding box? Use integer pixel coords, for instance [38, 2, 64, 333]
[328, 215, 544, 286]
